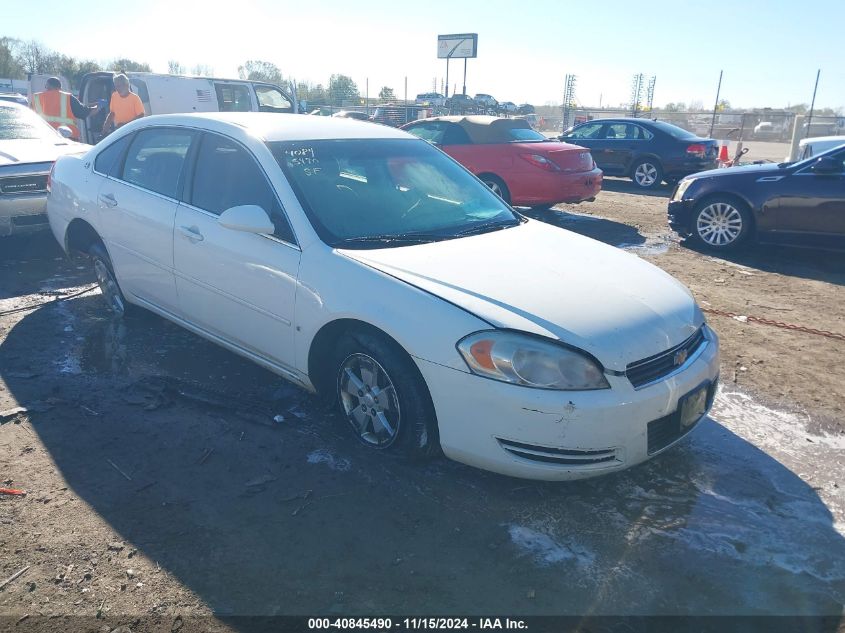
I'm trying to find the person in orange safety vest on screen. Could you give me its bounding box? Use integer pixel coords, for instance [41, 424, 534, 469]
[30, 77, 98, 140]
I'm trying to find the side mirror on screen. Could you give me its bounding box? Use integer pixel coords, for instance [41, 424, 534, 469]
[57, 125, 73, 139]
[218, 205, 274, 234]
[810, 156, 843, 175]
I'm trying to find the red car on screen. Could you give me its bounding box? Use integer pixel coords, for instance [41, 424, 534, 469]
[402, 116, 602, 209]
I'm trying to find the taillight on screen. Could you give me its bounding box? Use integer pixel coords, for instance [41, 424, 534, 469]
[686, 144, 706, 158]
[518, 153, 561, 172]
[47, 162, 56, 193]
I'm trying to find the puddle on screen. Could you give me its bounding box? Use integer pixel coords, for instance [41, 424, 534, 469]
[617, 241, 670, 256]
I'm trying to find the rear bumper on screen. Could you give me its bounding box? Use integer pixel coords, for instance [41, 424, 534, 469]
[510, 167, 603, 206]
[663, 159, 717, 178]
[0, 195, 50, 237]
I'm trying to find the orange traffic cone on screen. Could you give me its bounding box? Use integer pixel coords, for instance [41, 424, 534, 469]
[718, 143, 730, 166]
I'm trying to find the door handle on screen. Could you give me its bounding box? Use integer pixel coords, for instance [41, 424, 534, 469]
[99, 193, 118, 207]
[178, 225, 204, 242]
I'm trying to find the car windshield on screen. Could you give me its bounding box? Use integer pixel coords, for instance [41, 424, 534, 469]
[648, 119, 699, 140]
[0, 105, 60, 141]
[269, 138, 520, 248]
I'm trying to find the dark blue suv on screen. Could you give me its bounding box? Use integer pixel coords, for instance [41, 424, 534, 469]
[560, 118, 718, 189]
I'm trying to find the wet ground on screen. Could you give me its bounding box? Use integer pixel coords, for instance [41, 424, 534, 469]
[1, 190, 844, 630]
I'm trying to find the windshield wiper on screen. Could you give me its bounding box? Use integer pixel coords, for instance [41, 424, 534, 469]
[452, 220, 520, 237]
[333, 233, 443, 247]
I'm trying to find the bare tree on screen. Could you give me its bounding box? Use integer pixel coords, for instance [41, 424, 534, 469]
[191, 64, 214, 77]
[168, 60, 186, 75]
[15, 40, 59, 75]
[0, 37, 24, 78]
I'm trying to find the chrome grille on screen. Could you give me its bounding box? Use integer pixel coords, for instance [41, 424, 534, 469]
[626, 327, 706, 389]
[0, 174, 48, 195]
[498, 438, 618, 467]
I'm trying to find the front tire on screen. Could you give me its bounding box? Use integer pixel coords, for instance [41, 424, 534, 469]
[331, 330, 439, 458]
[691, 197, 752, 251]
[631, 158, 664, 189]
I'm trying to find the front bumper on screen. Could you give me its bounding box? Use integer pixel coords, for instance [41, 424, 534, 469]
[417, 326, 720, 481]
[667, 198, 696, 237]
[0, 194, 50, 237]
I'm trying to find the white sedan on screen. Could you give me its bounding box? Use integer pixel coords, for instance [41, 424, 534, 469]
[47, 113, 719, 480]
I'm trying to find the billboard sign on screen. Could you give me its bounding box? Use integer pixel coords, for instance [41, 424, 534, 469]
[437, 34, 478, 59]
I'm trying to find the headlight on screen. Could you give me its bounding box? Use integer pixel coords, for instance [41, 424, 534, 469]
[456, 331, 609, 390]
[672, 178, 694, 201]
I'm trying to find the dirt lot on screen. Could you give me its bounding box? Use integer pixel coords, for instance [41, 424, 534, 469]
[1, 182, 844, 632]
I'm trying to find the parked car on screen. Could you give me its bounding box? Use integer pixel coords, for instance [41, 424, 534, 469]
[0, 102, 88, 237]
[668, 145, 845, 251]
[415, 92, 446, 107]
[447, 94, 475, 113]
[47, 112, 718, 480]
[332, 110, 371, 121]
[0, 92, 28, 106]
[517, 103, 535, 115]
[786, 135, 845, 162]
[499, 101, 518, 113]
[560, 118, 718, 189]
[76, 71, 298, 145]
[473, 93, 498, 109]
[402, 115, 602, 208]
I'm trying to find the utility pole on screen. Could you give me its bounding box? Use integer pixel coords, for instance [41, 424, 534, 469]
[806, 69, 821, 139]
[561, 74, 577, 131]
[708, 70, 723, 138]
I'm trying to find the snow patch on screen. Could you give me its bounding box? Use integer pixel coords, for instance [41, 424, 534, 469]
[508, 525, 595, 568]
[306, 449, 351, 472]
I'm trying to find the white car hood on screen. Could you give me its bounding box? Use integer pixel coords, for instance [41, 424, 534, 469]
[341, 221, 702, 371]
[0, 138, 88, 167]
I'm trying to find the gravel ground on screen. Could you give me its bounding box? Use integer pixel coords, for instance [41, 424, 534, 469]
[1, 183, 843, 632]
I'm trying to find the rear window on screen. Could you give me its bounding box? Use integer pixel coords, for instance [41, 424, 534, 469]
[0, 105, 58, 140]
[649, 120, 699, 140]
[504, 127, 547, 142]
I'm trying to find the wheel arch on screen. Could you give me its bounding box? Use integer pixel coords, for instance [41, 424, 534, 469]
[65, 218, 105, 257]
[476, 171, 511, 202]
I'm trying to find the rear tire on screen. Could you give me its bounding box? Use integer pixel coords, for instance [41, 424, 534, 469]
[88, 242, 134, 318]
[690, 196, 752, 251]
[631, 158, 664, 189]
[330, 329, 439, 459]
[480, 174, 511, 205]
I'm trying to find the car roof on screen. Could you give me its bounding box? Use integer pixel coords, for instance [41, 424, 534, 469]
[801, 135, 845, 147]
[120, 112, 411, 142]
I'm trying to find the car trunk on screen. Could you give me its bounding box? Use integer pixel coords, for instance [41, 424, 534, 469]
[512, 141, 595, 172]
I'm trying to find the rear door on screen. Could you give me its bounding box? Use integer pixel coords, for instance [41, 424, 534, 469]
[96, 127, 196, 314]
[173, 131, 300, 369]
[768, 149, 845, 246]
[602, 122, 653, 173]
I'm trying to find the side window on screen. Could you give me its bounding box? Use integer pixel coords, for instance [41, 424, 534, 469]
[215, 83, 252, 112]
[567, 122, 604, 139]
[120, 128, 194, 198]
[405, 123, 447, 144]
[441, 123, 471, 146]
[94, 133, 133, 176]
[190, 134, 295, 243]
[604, 123, 629, 139]
[254, 85, 292, 113]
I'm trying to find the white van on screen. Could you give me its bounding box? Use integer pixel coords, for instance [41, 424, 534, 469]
[77, 71, 298, 144]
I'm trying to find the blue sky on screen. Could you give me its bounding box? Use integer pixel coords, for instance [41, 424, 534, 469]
[4, 0, 844, 110]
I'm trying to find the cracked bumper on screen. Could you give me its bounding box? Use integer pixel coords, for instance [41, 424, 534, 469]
[415, 329, 720, 480]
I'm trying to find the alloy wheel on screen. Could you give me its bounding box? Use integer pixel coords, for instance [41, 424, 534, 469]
[484, 179, 503, 197]
[634, 162, 659, 187]
[93, 258, 125, 317]
[696, 202, 744, 247]
[338, 353, 401, 448]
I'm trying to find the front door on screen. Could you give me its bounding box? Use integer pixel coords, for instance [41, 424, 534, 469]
[173, 132, 301, 370]
[97, 127, 196, 314]
[769, 150, 845, 246]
